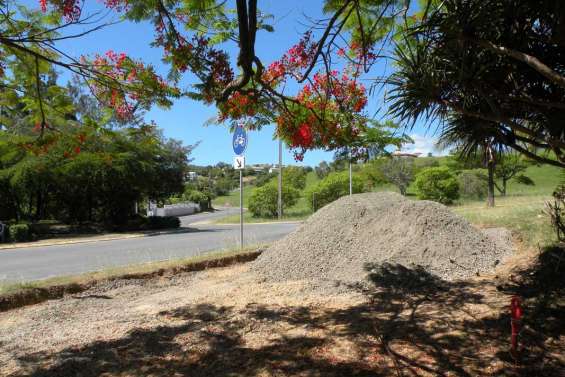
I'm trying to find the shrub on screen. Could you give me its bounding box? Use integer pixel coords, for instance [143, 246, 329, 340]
[283, 166, 307, 190]
[415, 167, 460, 204]
[380, 157, 414, 196]
[146, 216, 181, 230]
[413, 158, 440, 174]
[358, 160, 387, 191]
[214, 177, 233, 196]
[254, 172, 277, 187]
[123, 214, 148, 231]
[8, 223, 32, 242]
[183, 190, 208, 205]
[306, 171, 364, 211]
[545, 185, 565, 242]
[315, 161, 331, 179]
[248, 183, 300, 218]
[458, 169, 487, 199]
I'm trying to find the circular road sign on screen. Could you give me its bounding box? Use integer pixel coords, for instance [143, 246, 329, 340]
[232, 125, 248, 155]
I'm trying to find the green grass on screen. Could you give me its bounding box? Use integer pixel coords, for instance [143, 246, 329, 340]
[212, 184, 255, 208]
[504, 163, 563, 196]
[447, 164, 561, 246]
[452, 195, 555, 247]
[0, 244, 265, 296]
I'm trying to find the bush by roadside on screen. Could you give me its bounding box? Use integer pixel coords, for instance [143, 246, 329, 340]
[146, 216, 181, 230]
[248, 183, 300, 218]
[183, 190, 211, 210]
[8, 224, 33, 242]
[0, 215, 181, 244]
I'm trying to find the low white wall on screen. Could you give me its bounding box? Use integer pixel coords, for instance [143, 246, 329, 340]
[150, 202, 201, 217]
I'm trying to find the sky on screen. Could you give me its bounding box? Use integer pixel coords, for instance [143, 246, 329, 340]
[23, 0, 444, 166]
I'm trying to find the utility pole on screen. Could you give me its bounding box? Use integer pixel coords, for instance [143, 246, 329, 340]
[240, 168, 243, 249]
[278, 139, 283, 219]
[312, 192, 316, 212]
[349, 148, 353, 196]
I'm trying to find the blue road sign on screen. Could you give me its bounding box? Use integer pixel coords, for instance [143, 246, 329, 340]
[232, 125, 248, 155]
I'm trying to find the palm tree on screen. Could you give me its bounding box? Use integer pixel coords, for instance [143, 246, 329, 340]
[438, 115, 506, 207]
[385, 1, 565, 168]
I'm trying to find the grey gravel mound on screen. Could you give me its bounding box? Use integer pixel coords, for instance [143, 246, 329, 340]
[252, 192, 513, 285]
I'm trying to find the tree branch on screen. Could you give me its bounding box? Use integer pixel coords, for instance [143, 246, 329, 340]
[471, 38, 565, 89]
[445, 100, 565, 150]
[507, 142, 565, 168]
[34, 56, 47, 137]
[217, 0, 256, 101]
[298, 0, 353, 83]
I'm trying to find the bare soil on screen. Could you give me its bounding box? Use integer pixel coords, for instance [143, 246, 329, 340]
[0, 245, 563, 377]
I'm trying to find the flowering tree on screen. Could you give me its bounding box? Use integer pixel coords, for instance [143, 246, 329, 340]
[1, 0, 410, 157]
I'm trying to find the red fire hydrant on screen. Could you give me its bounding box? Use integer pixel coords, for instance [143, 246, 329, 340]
[510, 296, 523, 360]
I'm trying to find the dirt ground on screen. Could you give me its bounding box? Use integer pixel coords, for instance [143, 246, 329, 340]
[0, 247, 563, 377]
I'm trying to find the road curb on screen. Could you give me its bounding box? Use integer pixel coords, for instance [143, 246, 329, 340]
[214, 220, 305, 226]
[0, 234, 145, 251]
[0, 228, 188, 251]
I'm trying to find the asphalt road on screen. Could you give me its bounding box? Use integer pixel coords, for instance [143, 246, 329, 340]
[0, 208, 299, 282]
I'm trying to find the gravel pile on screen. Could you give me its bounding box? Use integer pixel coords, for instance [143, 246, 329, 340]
[252, 192, 513, 285]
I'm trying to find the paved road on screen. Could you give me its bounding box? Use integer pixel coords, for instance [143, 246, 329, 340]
[0, 208, 299, 282]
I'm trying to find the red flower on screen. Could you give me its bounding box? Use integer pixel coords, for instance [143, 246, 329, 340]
[291, 123, 313, 148]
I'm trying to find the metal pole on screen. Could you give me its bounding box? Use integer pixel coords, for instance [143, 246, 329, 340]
[312, 192, 316, 212]
[240, 169, 243, 249]
[278, 139, 283, 219]
[349, 152, 353, 196]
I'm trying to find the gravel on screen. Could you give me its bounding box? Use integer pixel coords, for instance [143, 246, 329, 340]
[252, 192, 513, 285]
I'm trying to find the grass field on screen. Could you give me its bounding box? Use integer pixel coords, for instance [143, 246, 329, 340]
[450, 163, 562, 247]
[453, 195, 554, 247]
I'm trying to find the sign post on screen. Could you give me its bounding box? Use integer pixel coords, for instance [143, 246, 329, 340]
[232, 125, 248, 250]
[278, 139, 283, 219]
[349, 148, 353, 196]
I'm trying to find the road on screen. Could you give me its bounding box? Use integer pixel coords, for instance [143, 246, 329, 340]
[0, 208, 299, 282]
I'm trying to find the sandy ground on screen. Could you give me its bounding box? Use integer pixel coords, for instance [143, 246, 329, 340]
[0, 252, 563, 376]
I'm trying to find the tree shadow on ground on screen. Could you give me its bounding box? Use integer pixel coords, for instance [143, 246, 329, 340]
[11, 248, 564, 377]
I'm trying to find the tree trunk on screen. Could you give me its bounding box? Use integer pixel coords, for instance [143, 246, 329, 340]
[487, 160, 495, 207]
[88, 190, 93, 221]
[399, 185, 406, 196]
[35, 188, 44, 220]
[28, 195, 34, 220]
[501, 178, 507, 196]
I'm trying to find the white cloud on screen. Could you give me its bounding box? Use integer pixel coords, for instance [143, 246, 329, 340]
[401, 134, 449, 157]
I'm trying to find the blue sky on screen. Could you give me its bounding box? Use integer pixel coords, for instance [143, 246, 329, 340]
[26, 0, 443, 166]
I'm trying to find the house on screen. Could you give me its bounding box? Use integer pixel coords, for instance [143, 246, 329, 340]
[391, 151, 422, 158]
[248, 163, 273, 173]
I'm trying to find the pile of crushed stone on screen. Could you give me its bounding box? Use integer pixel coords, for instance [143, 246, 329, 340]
[252, 192, 513, 285]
